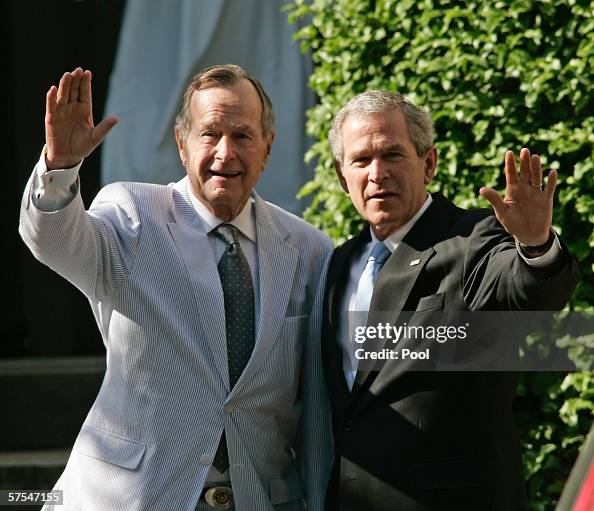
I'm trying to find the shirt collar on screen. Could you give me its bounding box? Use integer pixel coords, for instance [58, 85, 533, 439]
[370, 193, 433, 253]
[186, 182, 257, 243]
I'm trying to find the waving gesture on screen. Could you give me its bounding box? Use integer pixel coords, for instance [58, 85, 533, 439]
[45, 67, 118, 170]
[479, 148, 556, 246]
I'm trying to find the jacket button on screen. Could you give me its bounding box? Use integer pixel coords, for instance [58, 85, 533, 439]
[344, 419, 353, 432]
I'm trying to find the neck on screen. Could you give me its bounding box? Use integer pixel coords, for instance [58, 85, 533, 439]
[370, 223, 398, 241]
[371, 192, 430, 240]
[188, 188, 246, 222]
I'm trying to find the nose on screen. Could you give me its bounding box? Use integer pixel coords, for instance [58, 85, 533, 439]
[367, 158, 388, 183]
[214, 135, 235, 163]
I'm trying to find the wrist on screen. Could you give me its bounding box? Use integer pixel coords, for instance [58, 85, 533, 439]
[518, 230, 555, 258]
[44, 150, 81, 171]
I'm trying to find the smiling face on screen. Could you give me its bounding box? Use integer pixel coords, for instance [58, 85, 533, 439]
[175, 79, 274, 221]
[336, 109, 437, 240]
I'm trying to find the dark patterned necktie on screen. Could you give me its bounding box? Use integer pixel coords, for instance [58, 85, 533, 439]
[212, 223, 255, 473]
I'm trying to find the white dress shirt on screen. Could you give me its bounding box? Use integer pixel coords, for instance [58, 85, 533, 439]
[186, 184, 260, 330]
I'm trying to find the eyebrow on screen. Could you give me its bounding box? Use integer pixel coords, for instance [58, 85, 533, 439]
[231, 123, 255, 133]
[196, 121, 256, 134]
[348, 143, 407, 159]
[379, 143, 407, 153]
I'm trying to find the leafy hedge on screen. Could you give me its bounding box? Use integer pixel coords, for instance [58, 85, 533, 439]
[286, 0, 594, 508]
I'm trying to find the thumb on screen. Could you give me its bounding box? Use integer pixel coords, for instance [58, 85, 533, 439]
[479, 186, 507, 220]
[92, 115, 119, 146]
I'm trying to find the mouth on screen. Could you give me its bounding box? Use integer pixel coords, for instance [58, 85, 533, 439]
[209, 170, 241, 178]
[367, 191, 395, 200]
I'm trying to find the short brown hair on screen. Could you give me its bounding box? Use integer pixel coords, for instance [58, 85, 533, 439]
[175, 64, 275, 142]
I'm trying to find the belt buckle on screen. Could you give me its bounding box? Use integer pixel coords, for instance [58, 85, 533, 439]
[204, 486, 233, 510]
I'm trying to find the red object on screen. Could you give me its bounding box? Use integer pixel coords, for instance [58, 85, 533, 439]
[573, 457, 594, 511]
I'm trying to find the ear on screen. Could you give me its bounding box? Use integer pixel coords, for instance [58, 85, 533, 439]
[175, 127, 187, 167]
[267, 131, 275, 157]
[423, 146, 438, 184]
[263, 131, 275, 168]
[333, 160, 349, 193]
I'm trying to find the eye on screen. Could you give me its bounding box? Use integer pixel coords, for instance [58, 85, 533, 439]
[234, 131, 251, 141]
[352, 156, 370, 167]
[384, 151, 402, 161]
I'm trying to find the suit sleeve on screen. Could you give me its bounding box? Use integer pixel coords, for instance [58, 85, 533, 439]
[19, 165, 142, 301]
[462, 214, 579, 311]
[299, 248, 334, 510]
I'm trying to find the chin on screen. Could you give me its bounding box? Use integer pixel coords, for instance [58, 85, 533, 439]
[207, 188, 238, 202]
[211, 192, 249, 214]
[367, 210, 395, 226]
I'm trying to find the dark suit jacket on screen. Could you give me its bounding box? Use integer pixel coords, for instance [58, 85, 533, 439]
[323, 193, 579, 511]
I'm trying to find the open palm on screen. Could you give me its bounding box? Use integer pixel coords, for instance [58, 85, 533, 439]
[45, 67, 118, 169]
[479, 148, 556, 247]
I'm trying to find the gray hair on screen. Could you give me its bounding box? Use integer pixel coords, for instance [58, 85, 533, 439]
[329, 90, 434, 165]
[175, 64, 275, 142]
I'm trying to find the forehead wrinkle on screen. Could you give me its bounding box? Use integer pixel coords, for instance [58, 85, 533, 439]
[195, 118, 254, 133]
[347, 139, 407, 159]
[230, 121, 255, 132]
[192, 101, 253, 123]
[344, 110, 415, 150]
[378, 142, 407, 153]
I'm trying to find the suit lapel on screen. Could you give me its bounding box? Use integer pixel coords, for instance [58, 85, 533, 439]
[229, 194, 299, 397]
[367, 244, 436, 317]
[350, 244, 435, 396]
[327, 229, 370, 331]
[166, 178, 230, 390]
[325, 229, 371, 404]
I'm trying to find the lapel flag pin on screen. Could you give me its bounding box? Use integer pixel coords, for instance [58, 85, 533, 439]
[410, 259, 421, 266]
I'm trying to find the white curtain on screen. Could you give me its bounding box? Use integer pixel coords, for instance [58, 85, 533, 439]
[101, 0, 315, 213]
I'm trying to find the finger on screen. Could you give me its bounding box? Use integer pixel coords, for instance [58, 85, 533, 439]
[518, 147, 530, 184]
[46, 86, 58, 115]
[92, 116, 119, 146]
[69, 67, 83, 103]
[56, 72, 72, 106]
[79, 69, 92, 104]
[479, 187, 507, 219]
[530, 154, 543, 186]
[544, 169, 557, 200]
[504, 150, 519, 185]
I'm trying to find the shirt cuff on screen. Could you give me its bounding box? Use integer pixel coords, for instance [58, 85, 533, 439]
[516, 231, 562, 268]
[32, 146, 82, 211]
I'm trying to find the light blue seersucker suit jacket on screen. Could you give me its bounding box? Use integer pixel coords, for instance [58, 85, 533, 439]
[19, 169, 333, 511]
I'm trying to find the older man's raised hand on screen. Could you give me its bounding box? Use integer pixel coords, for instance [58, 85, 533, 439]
[45, 67, 118, 170]
[479, 148, 557, 247]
